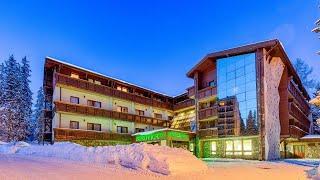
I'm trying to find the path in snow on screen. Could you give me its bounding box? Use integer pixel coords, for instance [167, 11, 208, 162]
[0, 155, 314, 180]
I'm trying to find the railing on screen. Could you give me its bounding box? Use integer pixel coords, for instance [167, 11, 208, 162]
[289, 125, 307, 138]
[173, 99, 195, 111]
[54, 101, 170, 127]
[54, 73, 173, 109]
[198, 86, 217, 100]
[288, 102, 310, 132]
[199, 128, 218, 138]
[288, 80, 310, 115]
[54, 128, 132, 141]
[199, 107, 218, 120]
[187, 86, 195, 97]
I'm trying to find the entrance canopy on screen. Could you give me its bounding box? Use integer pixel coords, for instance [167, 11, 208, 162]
[132, 128, 195, 143]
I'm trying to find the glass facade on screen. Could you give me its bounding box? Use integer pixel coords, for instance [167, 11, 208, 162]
[217, 53, 258, 135]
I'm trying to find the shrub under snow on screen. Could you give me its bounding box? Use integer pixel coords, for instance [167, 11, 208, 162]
[0, 142, 207, 175]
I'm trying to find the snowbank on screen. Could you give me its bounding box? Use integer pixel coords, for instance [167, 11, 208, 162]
[0, 142, 207, 175]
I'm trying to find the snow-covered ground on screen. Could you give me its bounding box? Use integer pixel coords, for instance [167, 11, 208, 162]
[0, 141, 318, 180]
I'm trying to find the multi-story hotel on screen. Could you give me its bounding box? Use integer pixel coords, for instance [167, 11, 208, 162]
[43, 39, 315, 160]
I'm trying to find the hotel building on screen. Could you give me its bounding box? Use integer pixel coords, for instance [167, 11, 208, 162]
[43, 39, 313, 160]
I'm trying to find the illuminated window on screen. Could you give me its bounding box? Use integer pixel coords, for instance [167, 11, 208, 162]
[189, 143, 194, 152]
[154, 113, 162, 119]
[226, 140, 233, 155]
[94, 80, 101, 85]
[117, 106, 128, 113]
[116, 86, 128, 92]
[234, 140, 242, 155]
[135, 109, 145, 116]
[243, 140, 252, 155]
[88, 78, 94, 83]
[211, 142, 217, 155]
[71, 73, 79, 79]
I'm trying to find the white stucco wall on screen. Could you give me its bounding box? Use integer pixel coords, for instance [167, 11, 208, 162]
[263, 56, 285, 160]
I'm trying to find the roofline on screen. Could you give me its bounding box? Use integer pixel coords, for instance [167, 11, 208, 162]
[45, 56, 173, 98]
[186, 39, 310, 99]
[187, 39, 278, 77]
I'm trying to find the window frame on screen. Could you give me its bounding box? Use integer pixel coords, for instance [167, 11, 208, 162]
[70, 121, 79, 129]
[70, 96, 80, 104]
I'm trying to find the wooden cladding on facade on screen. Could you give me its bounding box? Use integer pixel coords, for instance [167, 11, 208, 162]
[199, 107, 218, 120]
[54, 101, 170, 127]
[54, 73, 173, 110]
[54, 128, 132, 141]
[187, 86, 217, 100]
[173, 99, 195, 111]
[287, 79, 310, 115]
[199, 128, 218, 138]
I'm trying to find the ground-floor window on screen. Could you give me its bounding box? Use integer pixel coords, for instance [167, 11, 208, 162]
[225, 139, 253, 156]
[70, 121, 79, 129]
[117, 126, 128, 133]
[189, 143, 194, 152]
[87, 123, 101, 131]
[211, 142, 217, 155]
[135, 128, 144, 133]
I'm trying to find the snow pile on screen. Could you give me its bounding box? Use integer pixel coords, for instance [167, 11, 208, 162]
[0, 142, 207, 175]
[0, 141, 29, 154]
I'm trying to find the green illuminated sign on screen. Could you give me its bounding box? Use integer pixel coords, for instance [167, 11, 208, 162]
[135, 130, 190, 142]
[167, 131, 189, 141]
[136, 131, 166, 142]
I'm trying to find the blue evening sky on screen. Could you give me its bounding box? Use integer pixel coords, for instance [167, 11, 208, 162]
[0, 1, 319, 99]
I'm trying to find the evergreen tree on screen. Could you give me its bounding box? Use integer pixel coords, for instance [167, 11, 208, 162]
[19, 57, 33, 140]
[293, 58, 316, 90]
[32, 87, 45, 141]
[253, 111, 258, 134]
[246, 110, 256, 135]
[240, 116, 246, 135]
[311, 83, 320, 134]
[1, 55, 28, 141]
[0, 63, 4, 106]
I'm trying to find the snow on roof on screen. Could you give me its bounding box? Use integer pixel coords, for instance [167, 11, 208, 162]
[300, 135, 320, 139]
[132, 128, 194, 136]
[46, 56, 172, 97]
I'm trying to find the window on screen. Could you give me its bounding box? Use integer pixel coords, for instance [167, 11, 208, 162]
[243, 140, 252, 155]
[87, 100, 101, 108]
[211, 141, 217, 155]
[117, 126, 128, 133]
[209, 80, 216, 87]
[226, 140, 233, 155]
[135, 128, 144, 133]
[94, 80, 101, 85]
[88, 78, 94, 83]
[189, 143, 194, 152]
[234, 140, 242, 155]
[116, 85, 128, 92]
[70, 73, 79, 79]
[70, 96, 79, 104]
[135, 109, 145, 116]
[154, 113, 162, 119]
[87, 123, 101, 131]
[117, 106, 128, 113]
[70, 121, 79, 129]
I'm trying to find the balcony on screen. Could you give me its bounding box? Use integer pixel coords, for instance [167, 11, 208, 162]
[198, 86, 217, 100]
[199, 107, 218, 120]
[288, 125, 307, 138]
[187, 86, 195, 97]
[54, 101, 170, 127]
[199, 128, 218, 138]
[288, 102, 310, 132]
[54, 128, 132, 141]
[288, 80, 310, 115]
[173, 99, 195, 111]
[54, 73, 172, 109]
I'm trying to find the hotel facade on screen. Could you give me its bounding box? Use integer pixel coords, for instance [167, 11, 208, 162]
[43, 39, 314, 160]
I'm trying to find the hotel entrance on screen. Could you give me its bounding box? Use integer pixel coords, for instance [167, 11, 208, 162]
[132, 128, 195, 151]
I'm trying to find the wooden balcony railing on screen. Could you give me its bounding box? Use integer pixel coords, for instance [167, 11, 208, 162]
[198, 86, 217, 100]
[288, 80, 310, 115]
[54, 101, 170, 127]
[187, 86, 195, 97]
[288, 102, 310, 132]
[54, 73, 172, 109]
[289, 125, 307, 138]
[199, 107, 218, 120]
[173, 99, 195, 111]
[54, 128, 132, 141]
[199, 128, 218, 138]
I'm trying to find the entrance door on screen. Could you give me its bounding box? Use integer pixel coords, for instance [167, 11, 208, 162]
[293, 145, 305, 158]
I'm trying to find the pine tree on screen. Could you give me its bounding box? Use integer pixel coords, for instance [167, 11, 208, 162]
[311, 83, 320, 134]
[32, 87, 45, 141]
[240, 116, 246, 135]
[1, 55, 28, 142]
[19, 57, 33, 140]
[0, 63, 4, 106]
[293, 58, 316, 90]
[253, 110, 258, 134]
[246, 110, 256, 135]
